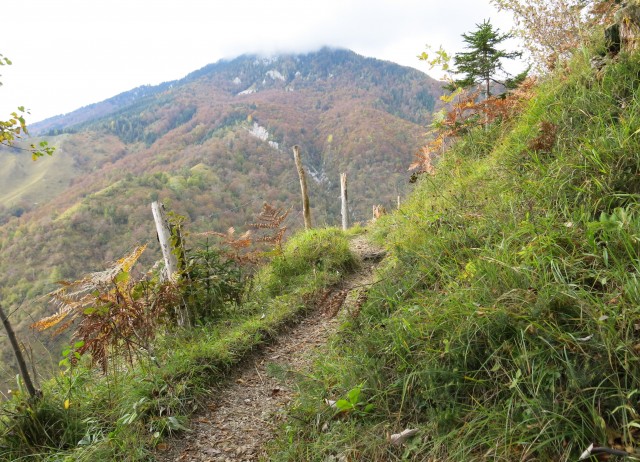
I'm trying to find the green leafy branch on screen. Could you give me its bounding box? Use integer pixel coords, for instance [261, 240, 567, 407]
[0, 55, 55, 159]
[327, 384, 374, 417]
[418, 44, 452, 72]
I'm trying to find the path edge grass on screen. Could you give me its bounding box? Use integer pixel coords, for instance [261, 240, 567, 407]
[0, 227, 357, 462]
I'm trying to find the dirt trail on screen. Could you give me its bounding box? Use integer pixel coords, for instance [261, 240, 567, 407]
[155, 235, 385, 462]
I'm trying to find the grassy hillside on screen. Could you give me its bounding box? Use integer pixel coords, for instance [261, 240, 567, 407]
[266, 50, 640, 460]
[3, 37, 640, 462]
[0, 133, 128, 221]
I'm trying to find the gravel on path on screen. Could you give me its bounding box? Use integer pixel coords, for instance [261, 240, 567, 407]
[155, 235, 384, 462]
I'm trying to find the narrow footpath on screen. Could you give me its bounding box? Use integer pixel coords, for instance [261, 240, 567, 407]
[155, 235, 385, 462]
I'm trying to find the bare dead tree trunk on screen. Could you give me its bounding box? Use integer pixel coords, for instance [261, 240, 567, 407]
[293, 146, 312, 230]
[151, 201, 190, 327]
[0, 303, 37, 398]
[340, 173, 349, 231]
[152, 202, 178, 280]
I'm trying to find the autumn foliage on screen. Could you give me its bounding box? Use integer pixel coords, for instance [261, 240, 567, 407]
[31, 245, 163, 372]
[410, 79, 537, 175]
[491, 0, 620, 71]
[196, 202, 290, 263]
[31, 202, 290, 373]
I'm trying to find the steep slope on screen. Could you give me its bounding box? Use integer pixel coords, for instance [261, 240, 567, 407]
[0, 48, 442, 380]
[266, 50, 640, 460]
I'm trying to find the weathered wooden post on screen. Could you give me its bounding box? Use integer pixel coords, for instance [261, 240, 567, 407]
[340, 172, 349, 231]
[618, 3, 640, 53]
[293, 145, 312, 230]
[0, 304, 37, 398]
[152, 201, 178, 281]
[151, 201, 189, 327]
[397, 195, 401, 210]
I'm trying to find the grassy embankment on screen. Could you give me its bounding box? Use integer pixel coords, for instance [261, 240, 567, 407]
[0, 228, 357, 461]
[268, 50, 640, 460]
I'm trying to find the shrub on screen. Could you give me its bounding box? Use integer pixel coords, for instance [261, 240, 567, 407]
[180, 241, 245, 323]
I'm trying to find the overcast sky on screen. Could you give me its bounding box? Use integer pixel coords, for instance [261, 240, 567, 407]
[0, 0, 518, 123]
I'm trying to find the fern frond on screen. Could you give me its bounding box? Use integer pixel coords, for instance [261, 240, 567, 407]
[32, 244, 152, 370]
[31, 310, 73, 332]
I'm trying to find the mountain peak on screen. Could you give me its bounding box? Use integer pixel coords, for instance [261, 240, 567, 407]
[32, 48, 439, 135]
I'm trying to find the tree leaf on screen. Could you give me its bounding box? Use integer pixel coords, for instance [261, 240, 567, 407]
[334, 399, 353, 411]
[390, 428, 419, 446]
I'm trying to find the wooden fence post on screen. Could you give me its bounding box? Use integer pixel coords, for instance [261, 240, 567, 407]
[152, 202, 178, 281]
[151, 201, 189, 327]
[0, 303, 37, 398]
[341, 173, 349, 231]
[293, 146, 312, 230]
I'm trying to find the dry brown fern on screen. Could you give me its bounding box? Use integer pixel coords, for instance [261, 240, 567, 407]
[249, 202, 290, 251]
[527, 120, 558, 154]
[192, 202, 290, 265]
[32, 245, 164, 373]
[194, 227, 257, 264]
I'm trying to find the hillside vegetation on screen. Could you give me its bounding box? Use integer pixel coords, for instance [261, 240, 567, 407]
[5, 16, 640, 461]
[0, 227, 358, 461]
[266, 50, 640, 459]
[4, 41, 640, 461]
[0, 48, 442, 382]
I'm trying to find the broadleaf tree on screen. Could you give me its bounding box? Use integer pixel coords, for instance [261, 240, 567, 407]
[0, 53, 56, 398]
[490, 0, 617, 71]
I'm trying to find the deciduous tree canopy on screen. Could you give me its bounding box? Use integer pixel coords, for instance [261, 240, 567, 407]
[491, 0, 618, 70]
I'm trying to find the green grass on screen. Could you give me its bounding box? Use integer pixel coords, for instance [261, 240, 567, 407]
[252, 227, 358, 298]
[0, 136, 74, 208]
[0, 227, 356, 461]
[266, 50, 640, 461]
